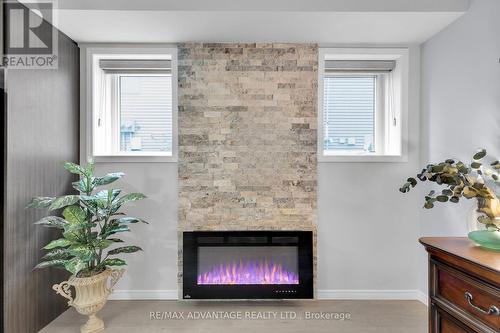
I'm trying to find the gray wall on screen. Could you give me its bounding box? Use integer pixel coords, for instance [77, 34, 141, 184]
[318, 46, 422, 296]
[419, 0, 500, 293]
[3, 32, 80, 332]
[93, 162, 179, 299]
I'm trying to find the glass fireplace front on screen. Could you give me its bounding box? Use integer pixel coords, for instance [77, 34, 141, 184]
[183, 231, 313, 299]
[197, 246, 299, 285]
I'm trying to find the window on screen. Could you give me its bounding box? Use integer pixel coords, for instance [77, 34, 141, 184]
[318, 48, 408, 162]
[118, 75, 172, 153]
[323, 75, 377, 153]
[84, 47, 177, 162]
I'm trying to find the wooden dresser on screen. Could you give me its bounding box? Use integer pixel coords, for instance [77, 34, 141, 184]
[420, 237, 500, 333]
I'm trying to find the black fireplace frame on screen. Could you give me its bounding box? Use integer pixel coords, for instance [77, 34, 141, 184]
[182, 230, 314, 299]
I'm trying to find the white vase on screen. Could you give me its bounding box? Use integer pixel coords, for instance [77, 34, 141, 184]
[53, 268, 124, 333]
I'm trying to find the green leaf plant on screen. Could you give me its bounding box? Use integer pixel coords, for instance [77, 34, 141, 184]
[28, 158, 147, 277]
[399, 149, 500, 231]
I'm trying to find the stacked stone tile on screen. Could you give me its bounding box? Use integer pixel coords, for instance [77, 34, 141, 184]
[178, 42, 318, 229]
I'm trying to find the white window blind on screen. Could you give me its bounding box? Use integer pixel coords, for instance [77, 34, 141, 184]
[100, 59, 172, 74]
[324, 60, 395, 72]
[323, 76, 376, 152]
[119, 75, 172, 153]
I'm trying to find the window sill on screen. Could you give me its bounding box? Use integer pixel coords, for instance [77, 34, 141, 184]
[93, 155, 177, 163]
[319, 154, 407, 163]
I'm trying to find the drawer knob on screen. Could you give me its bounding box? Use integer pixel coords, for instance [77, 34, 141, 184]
[464, 292, 499, 316]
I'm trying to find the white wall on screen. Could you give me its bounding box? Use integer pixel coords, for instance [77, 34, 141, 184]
[419, 0, 500, 294]
[317, 46, 422, 299]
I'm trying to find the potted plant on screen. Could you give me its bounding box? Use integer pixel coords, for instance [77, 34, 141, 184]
[400, 149, 500, 250]
[28, 159, 147, 333]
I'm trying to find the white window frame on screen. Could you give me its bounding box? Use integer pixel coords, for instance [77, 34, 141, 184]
[318, 48, 409, 163]
[80, 44, 178, 163]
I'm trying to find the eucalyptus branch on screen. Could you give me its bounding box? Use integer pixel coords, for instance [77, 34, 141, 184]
[400, 149, 500, 231]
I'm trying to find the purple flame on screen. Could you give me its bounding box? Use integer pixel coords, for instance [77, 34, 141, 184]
[197, 259, 299, 285]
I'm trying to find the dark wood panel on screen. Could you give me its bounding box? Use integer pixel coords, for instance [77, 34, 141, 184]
[1, 67, 5, 333]
[1, 1, 3, 59]
[2, 30, 79, 333]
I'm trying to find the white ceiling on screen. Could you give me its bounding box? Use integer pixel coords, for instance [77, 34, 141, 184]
[51, 0, 470, 12]
[37, 0, 470, 44]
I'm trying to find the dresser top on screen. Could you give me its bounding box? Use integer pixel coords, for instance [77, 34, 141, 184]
[420, 237, 500, 273]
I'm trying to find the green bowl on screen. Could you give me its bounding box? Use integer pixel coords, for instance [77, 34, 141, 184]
[468, 230, 500, 251]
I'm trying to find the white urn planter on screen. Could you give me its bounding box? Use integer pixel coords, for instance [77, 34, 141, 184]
[53, 268, 124, 333]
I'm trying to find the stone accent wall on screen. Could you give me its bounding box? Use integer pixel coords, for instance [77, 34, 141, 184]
[177, 43, 318, 293]
[178, 42, 318, 229]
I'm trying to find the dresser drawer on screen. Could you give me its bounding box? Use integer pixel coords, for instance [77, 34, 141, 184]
[432, 304, 474, 333]
[440, 317, 470, 333]
[434, 262, 500, 330]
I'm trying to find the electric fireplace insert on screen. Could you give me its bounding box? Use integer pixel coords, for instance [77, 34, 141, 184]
[182, 231, 313, 299]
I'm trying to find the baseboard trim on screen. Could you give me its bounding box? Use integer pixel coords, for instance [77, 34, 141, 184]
[318, 290, 428, 305]
[415, 290, 429, 306]
[109, 289, 428, 305]
[109, 290, 178, 300]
